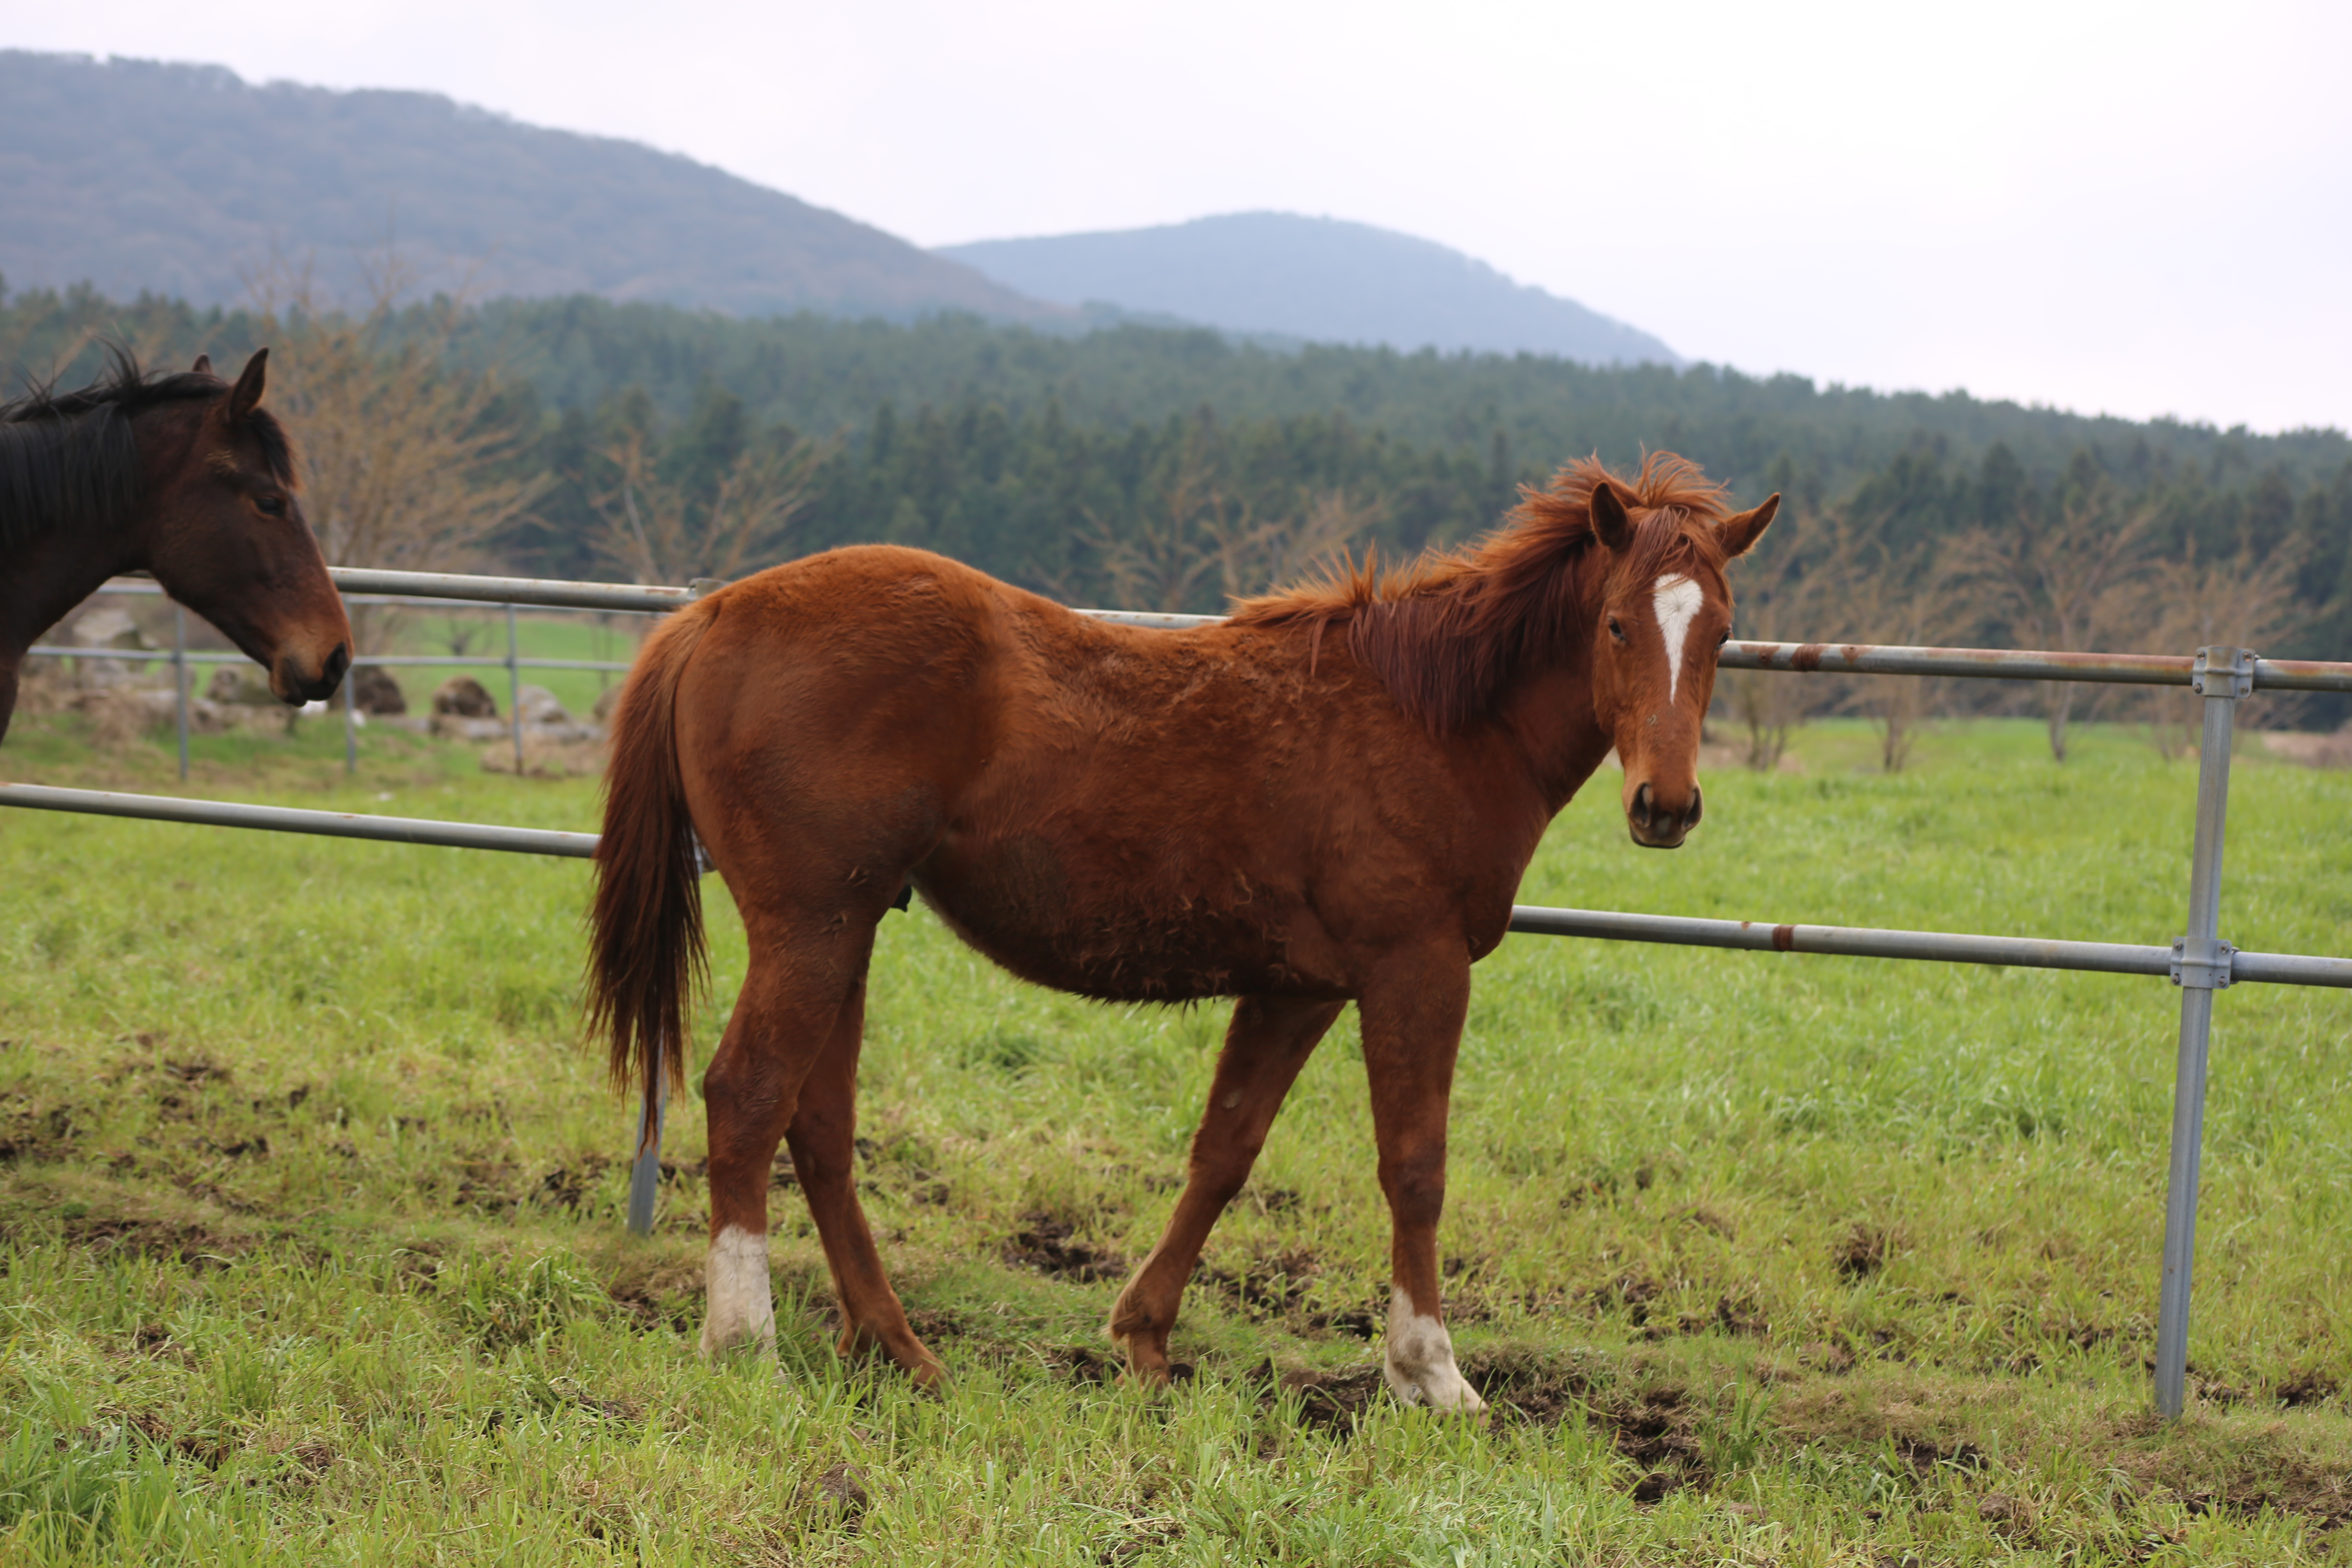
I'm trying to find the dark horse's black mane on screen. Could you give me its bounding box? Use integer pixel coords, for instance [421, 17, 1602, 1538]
[0, 348, 292, 552]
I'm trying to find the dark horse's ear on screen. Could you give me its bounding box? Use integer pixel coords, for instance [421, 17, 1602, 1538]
[1717, 493, 1780, 559]
[1590, 479, 1635, 551]
[227, 349, 269, 423]
[191, 354, 212, 376]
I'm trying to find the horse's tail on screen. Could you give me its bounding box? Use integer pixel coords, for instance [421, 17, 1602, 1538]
[586, 601, 716, 1117]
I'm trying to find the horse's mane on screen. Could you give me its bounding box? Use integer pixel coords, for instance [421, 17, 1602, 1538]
[1231, 452, 1735, 733]
[0, 347, 292, 553]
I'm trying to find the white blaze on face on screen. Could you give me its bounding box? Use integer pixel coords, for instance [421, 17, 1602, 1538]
[1651, 574, 1705, 702]
[701, 1225, 777, 1356]
[1382, 1285, 1487, 1411]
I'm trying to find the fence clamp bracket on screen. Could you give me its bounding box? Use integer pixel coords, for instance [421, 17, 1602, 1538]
[2191, 646, 2256, 700]
[2170, 937, 2237, 990]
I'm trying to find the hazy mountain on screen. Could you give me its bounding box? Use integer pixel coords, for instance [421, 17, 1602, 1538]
[0, 50, 1051, 321]
[938, 213, 1681, 367]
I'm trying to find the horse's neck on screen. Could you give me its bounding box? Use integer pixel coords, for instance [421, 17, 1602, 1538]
[0, 526, 143, 742]
[1484, 557, 1616, 811]
[1495, 654, 1617, 813]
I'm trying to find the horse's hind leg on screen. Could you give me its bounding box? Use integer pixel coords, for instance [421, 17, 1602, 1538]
[1359, 946, 1484, 1410]
[700, 929, 871, 1358]
[1109, 994, 1342, 1382]
[783, 977, 944, 1385]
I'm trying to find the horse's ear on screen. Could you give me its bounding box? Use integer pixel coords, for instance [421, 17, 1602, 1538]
[1717, 493, 1780, 559]
[191, 354, 212, 376]
[227, 349, 269, 422]
[1590, 479, 1634, 551]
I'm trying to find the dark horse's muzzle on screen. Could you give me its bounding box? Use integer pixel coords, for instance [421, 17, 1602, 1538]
[272, 642, 351, 705]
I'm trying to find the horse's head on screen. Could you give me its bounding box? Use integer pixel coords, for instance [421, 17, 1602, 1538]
[1586, 478, 1777, 848]
[145, 351, 351, 704]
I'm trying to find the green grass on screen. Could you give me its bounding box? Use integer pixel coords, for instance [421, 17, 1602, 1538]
[2, 718, 2348, 1564]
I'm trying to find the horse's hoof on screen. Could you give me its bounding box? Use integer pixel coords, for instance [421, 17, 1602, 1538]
[1383, 1365, 1487, 1412]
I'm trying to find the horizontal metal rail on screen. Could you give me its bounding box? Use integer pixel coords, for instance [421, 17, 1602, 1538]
[325, 567, 698, 615]
[0, 783, 597, 857]
[92, 576, 668, 615]
[26, 645, 633, 674]
[1504, 905, 2352, 988]
[0, 783, 2344, 991]
[1719, 639, 2352, 694]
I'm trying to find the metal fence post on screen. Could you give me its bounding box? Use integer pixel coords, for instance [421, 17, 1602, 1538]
[626, 1034, 669, 1237]
[172, 605, 190, 782]
[343, 659, 358, 774]
[505, 601, 525, 775]
[2155, 644, 2251, 1417]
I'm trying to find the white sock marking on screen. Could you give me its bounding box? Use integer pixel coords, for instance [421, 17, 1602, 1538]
[1382, 1285, 1486, 1411]
[701, 1225, 777, 1356]
[1652, 575, 1704, 702]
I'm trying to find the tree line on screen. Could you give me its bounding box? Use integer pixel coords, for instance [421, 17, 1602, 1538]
[5, 277, 2348, 740]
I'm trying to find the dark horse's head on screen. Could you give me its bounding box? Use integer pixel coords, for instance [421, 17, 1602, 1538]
[1, 349, 351, 711]
[1581, 463, 1776, 848]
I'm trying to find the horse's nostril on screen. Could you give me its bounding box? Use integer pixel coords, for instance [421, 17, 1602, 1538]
[326, 643, 351, 683]
[1686, 786, 1703, 827]
[1632, 783, 1653, 826]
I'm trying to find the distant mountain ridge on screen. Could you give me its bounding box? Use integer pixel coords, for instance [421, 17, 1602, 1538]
[0, 50, 1048, 321]
[939, 213, 1681, 368]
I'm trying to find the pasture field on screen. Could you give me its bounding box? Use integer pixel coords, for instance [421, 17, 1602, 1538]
[2, 715, 2349, 1565]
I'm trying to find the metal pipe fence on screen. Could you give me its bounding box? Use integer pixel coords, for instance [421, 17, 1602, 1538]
[5, 566, 2349, 1419]
[27, 575, 656, 778]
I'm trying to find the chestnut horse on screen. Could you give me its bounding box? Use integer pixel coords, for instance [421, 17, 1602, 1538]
[589, 453, 1775, 1407]
[0, 349, 350, 745]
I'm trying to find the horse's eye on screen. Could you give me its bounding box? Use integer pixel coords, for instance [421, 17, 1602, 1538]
[255, 494, 287, 517]
[1719, 629, 1732, 646]
[1607, 617, 1625, 642]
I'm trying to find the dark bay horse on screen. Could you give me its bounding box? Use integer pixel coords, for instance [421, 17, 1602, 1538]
[0, 350, 350, 744]
[589, 454, 1775, 1407]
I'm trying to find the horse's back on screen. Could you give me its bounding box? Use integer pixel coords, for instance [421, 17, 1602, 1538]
[672, 546, 1493, 999]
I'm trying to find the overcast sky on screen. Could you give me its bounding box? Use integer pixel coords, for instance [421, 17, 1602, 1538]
[10, 0, 2348, 433]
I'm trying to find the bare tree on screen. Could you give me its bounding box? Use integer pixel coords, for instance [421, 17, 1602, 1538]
[1827, 526, 1973, 773]
[1947, 487, 2153, 761]
[1215, 487, 1386, 601]
[592, 429, 822, 587]
[1085, 459, 1387, 615]
[2136, 538, 2309, 755]
[246, 253, 542, 652]
[1085, 451, 1236, 613]
[1717, 503, 1871, 770]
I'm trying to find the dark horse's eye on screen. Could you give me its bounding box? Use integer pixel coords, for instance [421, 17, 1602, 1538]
[255, 494, 287, 517]
[1719, 628, 1732, 646]
[1607, 617, 1625, 641]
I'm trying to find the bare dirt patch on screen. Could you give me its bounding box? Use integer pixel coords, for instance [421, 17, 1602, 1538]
[1198, 1244, 1320, 1320]
[1270, 1366, 1386, 1432]
[1004, 1211, 1125, 1283]
[54, 1213, 245, 1265]
[1835, 1223, 1893, 1279]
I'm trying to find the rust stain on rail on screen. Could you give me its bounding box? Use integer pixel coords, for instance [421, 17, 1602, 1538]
[1790, 645, 1826, 672]
[1772, 924, 1796, 951]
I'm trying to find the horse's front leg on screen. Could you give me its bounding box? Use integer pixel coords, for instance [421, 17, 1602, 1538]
[1359, 945, 1485, 1410]
[1109, 994, 1343, 1382]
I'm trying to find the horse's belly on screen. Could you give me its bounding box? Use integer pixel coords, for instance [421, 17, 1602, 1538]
[913, 831, 1325, 1002]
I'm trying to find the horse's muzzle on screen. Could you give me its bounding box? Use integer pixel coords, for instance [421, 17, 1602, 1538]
[1626, 781, 1702, 849]
[272, 643, 351, 705]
